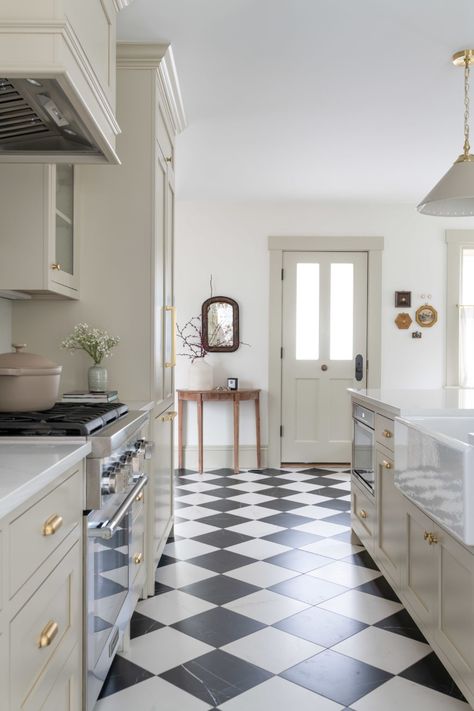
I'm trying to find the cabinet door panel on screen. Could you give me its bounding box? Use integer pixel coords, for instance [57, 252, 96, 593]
[405, 503, 437, 631]
[163, 169, 175, 406]
[154, 150, 166, 406]
[152, 409, 174, 560]
[376, 448, 403, 585]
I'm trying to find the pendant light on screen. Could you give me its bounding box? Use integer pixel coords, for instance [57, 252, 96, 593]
[418, 49, 474, 216]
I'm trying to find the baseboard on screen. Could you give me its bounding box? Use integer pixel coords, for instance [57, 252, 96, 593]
[175, 445, 268, 471]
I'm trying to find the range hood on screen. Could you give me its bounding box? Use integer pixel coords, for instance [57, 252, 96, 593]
[0, 78, 105, 160]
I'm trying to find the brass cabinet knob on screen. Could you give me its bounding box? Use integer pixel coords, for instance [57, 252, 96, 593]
[424, 531, 438, 545]
[38, 620, 59, 648]
[383, 429, 393, 438]
[165, 156, 173, 163]
[133, 552, 143, 565]
[160, 410, 178, 423]
[382, 460, 392, 470]
[135, 491, 144, 502]
[50, 263, 62, 270]
[359, 509, 368, 519]
[42, 513, 63, 536]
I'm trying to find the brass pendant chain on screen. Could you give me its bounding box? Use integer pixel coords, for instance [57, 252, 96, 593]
[464, 54, 471, 157]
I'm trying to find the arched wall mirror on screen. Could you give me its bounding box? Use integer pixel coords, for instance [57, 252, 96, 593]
[202, 296, 239, 352]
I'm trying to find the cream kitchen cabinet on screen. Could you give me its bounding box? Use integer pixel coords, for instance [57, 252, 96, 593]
[0, 462, 84, 711]
[374, 446, 404, 587]
[0, 163, 79, 299]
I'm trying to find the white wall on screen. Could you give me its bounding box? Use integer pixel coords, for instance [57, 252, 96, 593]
[175, 200, 474, 453]
[0, 298, 12, 353]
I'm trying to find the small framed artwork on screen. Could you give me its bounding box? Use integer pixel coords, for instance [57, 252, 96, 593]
[227, 377, 238, 390]
[395, 313, 412, 329]
[415, 304, 438, 328]
[395, 291, 411, 307]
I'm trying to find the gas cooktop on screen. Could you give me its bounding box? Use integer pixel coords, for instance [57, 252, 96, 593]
[0, 402, 128, 436]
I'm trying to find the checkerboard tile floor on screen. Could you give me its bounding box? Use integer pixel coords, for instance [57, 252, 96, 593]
[95, 467, 471, 711]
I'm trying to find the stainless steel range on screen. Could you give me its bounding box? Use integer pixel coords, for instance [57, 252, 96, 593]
[0, 402, 151, 711]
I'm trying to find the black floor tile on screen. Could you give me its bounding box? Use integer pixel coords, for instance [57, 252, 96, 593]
[324, 512, 351, 526]
[181, 574, 260, 604]
[160, 650, 272, 706]
[260, 498, 306, 511]
[319, 498, 351, 512]
[262, 512, 314, 528]
[275, 605, 367, 647]
[255, 477, 297, 486]
[281, 649, 393, 707]
[208, 468, 242, 475]
[193, 529, 252, 548]
[205, 476, 245, 487]
[270, 574, 347, 605]
[130, 611, 165, 639]
[95, 548, 128, 573]
[343, 549, 379, 570]
[399, 652, 468, 701]
[95, 575, 126, 599]
[315, 486, 350, 498]
[154, 581, 174, 596]
[333, 529, 360, 544]
[199, 498, 243, 512]
[256, 486, 302, 498]
[98, 654, 154, 698]
[294, 467, 334, 474]
[355, 575, 399, 601]
[157, 553, 177, 568]
[249, 468, 291, 476]
[188, 550, 255, 573]
[265, 549, 331, 573]
[304, 476, 345, 486]
[198, 512, 249, 528]
[374, 608, 427, 643]
[172, 606, 265, 646]
[205, 487, 244, 499]
[262, 529, 323, 548]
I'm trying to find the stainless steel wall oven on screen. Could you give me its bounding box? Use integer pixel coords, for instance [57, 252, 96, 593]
[352, 403, 375, 494]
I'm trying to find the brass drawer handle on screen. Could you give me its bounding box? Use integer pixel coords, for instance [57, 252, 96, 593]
[38, 620, 59, 648]
[160, 410, 178, 423]
[133, 552, 143, 565]
[383, 429, 393, 439]
[382, 460, 392, 470]
[135, 491, 144, 502]
[50, 263, 62, 271]
[424, 531, 438, 545]
[42, 514, 63, 536]
[359, 509, 368, 519]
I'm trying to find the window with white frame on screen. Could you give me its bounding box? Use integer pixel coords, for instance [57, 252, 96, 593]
[446, 231, 474, 386]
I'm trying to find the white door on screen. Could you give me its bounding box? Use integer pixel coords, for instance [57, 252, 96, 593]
[281, 251, 368, 463]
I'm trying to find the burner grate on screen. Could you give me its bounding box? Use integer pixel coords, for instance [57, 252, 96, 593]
[0, 402, 128, 436]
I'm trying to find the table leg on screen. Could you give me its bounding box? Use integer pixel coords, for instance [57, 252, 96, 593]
[178, 397, 183, 470]
[197, 396, 204, 473]
[233, 397, 239, 473]
[255, 395, 261, 469]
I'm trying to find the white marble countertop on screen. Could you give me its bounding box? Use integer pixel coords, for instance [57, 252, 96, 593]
[348, 388, 474, 416]
[127, 400, 155, 413]
[0, 441, 91, 519]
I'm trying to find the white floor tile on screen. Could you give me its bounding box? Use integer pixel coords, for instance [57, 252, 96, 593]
[174, 492, 219, 505]
[163, 539, 217, 560]
[178, 472, 222, 482]
[284, 493, 332, 505]
[175, 505, 220, 520]
[278, 472, 316, 481]
[308, 560, 381, 587]
[294, 519, 350, 536]
[230, 505, 278, 520]
[229, 481, 272, 492]
[177, 481, 220, 493]
[226, 538, 291, 560]
[288, 505, 339, 520]
[231, 471, 269, 481]
[340, 494, 351, 501]
[227, 520, 285, 537]
[225, 561, 298, 587]
[155, 561, 217, 587]
[121, 626, 213, 674]
[229, 492, 274, 505]
[301, 539, 364, 560]
[218, 676, 343, 711]
[332, 626, 431, 674]
[94, 676, 211, 711]
[173, 520, 219, 538]
[351, 676, 471, 711]
[222, 626, 323, 673]
[136, 589, 216, 625]
[280, 482, 324, 492]
[330, 481, 352, 491]
[222, 588, 310, 624]
[100, 566, 128, 585]
[319, 590, 403, 624]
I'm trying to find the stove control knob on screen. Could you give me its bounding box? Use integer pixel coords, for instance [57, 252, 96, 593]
[144, 440, 154, 460]
[134, 439, 146, 454]
[101, 467, 117, 495]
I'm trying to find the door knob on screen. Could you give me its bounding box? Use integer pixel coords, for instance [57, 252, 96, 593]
[321, 364, 328, 371]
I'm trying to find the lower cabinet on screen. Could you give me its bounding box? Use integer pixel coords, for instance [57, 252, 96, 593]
[351, 477, 375, 554]
[375, 447, 404, 587]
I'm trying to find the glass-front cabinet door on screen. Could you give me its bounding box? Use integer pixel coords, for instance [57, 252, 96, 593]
[48, 164, 79, 293]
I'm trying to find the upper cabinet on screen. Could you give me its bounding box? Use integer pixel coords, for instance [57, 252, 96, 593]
[0, 163, 79, 299]
[0, 0, 133, 164]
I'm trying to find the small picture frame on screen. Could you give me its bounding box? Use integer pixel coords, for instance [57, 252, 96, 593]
[395, 291, 411, 307]
[415, 304, 438, 328]
[227, 377, 238, 391]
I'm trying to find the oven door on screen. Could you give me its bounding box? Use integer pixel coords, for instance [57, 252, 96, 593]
[85, 475, 148, 711]
[352, 418, 375, 493]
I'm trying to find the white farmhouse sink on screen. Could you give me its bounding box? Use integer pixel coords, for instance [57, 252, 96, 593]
[394, 416, 474, 545]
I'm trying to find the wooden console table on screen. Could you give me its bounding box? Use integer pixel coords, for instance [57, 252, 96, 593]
[177, 389, 261, 474]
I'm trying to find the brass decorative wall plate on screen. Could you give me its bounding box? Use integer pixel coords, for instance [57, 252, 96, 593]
[415, 304, 438, 328]
[395, 313, 412, 329]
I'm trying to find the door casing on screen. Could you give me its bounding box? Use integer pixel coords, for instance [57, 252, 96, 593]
[268, 235, 383, 468]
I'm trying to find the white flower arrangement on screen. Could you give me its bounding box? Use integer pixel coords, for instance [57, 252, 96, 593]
[61, 323, 119, 365]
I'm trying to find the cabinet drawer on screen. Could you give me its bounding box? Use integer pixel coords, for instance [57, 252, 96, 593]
[9, 469, 82, 597]
[375, 414, 394, 450]
[131, 504, 145, 586]
[10, 540, 81, 709]
[351, 478, 376, 551]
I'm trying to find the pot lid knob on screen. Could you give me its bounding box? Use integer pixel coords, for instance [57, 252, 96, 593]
[12, 344, 27, 353]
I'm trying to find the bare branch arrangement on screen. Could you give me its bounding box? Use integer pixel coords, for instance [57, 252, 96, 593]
[176, 316, 207, 362]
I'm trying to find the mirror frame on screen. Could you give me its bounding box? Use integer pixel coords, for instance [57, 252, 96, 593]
[201, 296, 239, 352]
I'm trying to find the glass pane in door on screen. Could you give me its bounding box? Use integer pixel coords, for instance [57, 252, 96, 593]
[55, 215, 74, 275]
[55, 164, 74, 275]
[296, 263, 319, 360]
[330, 263, 354, 360]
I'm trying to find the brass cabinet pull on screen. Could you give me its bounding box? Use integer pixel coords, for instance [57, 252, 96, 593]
[133, 552, 143, 565]
[50, 263, 62, 270]
[382, 460, 392, 470]
[42, 513, 63, 536]
[160, 410, 178, 423]
[135, 491, 144, 502]
[383, 429, 393, 438]
[424, 531, 438, 545]
[38, 620, 59, 648]
[165, 156, 173, 163]
[359, 509, 368, 519]
[164, 305, 177, 368]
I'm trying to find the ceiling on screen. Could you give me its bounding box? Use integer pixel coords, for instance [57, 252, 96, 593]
[118, 0, 474, 202]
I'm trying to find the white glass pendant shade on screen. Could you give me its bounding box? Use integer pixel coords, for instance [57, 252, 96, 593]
[417, 157, 474, 216]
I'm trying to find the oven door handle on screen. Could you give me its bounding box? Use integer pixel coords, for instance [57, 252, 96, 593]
[88, 475, 148, 540]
